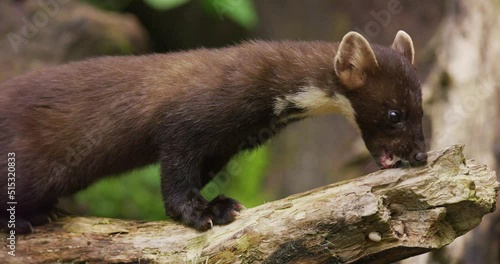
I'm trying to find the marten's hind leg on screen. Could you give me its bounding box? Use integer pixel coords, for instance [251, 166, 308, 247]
[0, 160, 70, 234]
[0, 204, 68, 234]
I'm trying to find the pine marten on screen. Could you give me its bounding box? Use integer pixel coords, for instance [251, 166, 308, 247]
[0, 31, 426, 233]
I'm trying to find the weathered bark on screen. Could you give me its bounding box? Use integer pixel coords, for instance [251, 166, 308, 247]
[1, 145, 497, 264]
[402, 0, 500, 263]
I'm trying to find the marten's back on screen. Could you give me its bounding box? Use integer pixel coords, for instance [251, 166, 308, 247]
[0, 49, 239, 205]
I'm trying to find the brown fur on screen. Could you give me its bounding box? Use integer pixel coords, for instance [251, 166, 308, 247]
[0, 32, 426, 233]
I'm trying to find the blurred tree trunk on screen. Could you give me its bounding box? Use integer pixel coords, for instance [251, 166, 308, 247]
[0, 0, 147, 82]
[402, 0, 500, 263]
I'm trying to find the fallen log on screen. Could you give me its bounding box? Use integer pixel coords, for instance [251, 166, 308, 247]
[1, 145, 498, 264]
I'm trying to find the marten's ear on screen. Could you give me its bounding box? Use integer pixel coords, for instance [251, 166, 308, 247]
[391, 30, 415, 64]
[334, 32, 379, 90]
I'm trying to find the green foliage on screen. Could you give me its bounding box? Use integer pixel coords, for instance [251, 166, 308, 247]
[75, 165, 165, 220]
[202, 146, 271, 208]
[200, 0, 258, 29]
[144, 0, 190, 10]
[76, 147, 270, 219]
[80, 0, 258, 29]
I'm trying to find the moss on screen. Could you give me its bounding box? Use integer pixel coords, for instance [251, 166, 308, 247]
[208, 233, 264, 263]
[235, 235, 250, 252]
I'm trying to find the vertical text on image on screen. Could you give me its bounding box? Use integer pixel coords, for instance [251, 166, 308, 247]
[6, 152, 16, 257]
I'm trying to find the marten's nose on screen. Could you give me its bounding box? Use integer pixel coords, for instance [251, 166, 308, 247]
[410, 152, 427, 165]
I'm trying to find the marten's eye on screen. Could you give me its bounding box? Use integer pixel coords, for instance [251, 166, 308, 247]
[388, 110, 401, 124]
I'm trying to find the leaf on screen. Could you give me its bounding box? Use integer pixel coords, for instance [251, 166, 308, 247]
[144, 0, 190, 11]
[203, 0, 258, 29]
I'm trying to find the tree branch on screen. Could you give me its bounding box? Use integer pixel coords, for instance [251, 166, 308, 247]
[1, 145, 498, 264]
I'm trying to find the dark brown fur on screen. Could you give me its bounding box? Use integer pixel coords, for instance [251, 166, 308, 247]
[348, 45, 425, 163]
[0, 35, 426, 233]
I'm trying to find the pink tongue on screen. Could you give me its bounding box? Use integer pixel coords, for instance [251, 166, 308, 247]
[380, 153, 396, 168]
[385, 157, 396, 166]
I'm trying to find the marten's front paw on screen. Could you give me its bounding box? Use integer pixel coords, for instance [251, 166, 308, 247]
[170, 194, 245, 231]
[184, 211, 214, 231]
[207, 195, 245, 225]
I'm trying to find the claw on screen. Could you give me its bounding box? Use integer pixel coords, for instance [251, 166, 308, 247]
[231, 210, 240, 217]
[236, 203, 246, 211]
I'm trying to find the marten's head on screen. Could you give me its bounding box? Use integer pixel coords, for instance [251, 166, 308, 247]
[334, 31, 426, 168]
